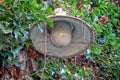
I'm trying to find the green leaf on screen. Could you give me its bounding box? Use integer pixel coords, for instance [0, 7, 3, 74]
[46, 18, 53, 28]
[20, 28, 28, 38]
[11, 45, 23, 58]
[45, 7, 53, 14]
[72, 7, 79, 15]
[87, 77, 91, 80]
[25, 40, 32, 48]
[61, 4, 66, 9]
[0, 23, 12, 34]
[38, 24, 43, 33]
[114, 13, 119, 17]
[85, 68, 92, 73]
[0, 50, 10, 58]
[36, 72, 42, 77]
[14, 30, 21, 40]
[0, 45, 3, 50]
[31, 0, 38, 12]
[98, 49, 102, 55]
[39, 12, 46, 20]
[13, 21, 18, 27]
[25, 13, 33, 20]
[78, 70, 85, 76]
[112, 19, 118, 25]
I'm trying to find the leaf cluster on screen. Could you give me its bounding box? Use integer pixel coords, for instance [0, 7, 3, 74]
[63, 0, 120, 79]
[0, 0, 53, 65]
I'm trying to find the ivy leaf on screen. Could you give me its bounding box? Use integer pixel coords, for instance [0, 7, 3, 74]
[14, 30, 21, 40]
[31, 0, 38, 8]
[31, 0, 38, 12]
[39, 12, 46, 20]
[72, 7, 79, 15]
[38, 24, 43, 33]
[11, 45, 23, 58]
[98, 15, 110, 24]
[25, 40, 32, 48]
[87, 77, 91, 80]
[25, 13, 34, 20]
[98, 49, 102, 55]
[114, 13, 119, 17]
[0, 23, 12, 34]
[20, 28, 29, 38]
[85, 68, 92, 73]
[78, 70, 85, 76]
[46, 18, 53, 28]
[13, 21, 18, 27]
[107, 60, 111, 66]
[0, 50, 10, 58]
[45, 7, 53, 14]
[112, 19, 118, 25]
[0, 45, 3, 50]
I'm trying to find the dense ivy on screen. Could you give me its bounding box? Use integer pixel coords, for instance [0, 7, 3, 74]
[64, 0, 120, 79]
[0, 0, 120, 80]
[0, 0, 53, 65]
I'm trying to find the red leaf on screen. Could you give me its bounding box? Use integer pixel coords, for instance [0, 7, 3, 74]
[98, 15, 110, 24]
[77, 2, 83, 10]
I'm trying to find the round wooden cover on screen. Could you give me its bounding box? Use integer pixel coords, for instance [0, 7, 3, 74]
[30, 16, 95, 58]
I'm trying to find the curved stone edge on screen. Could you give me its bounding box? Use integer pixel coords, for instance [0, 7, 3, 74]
[29, 15, 96, 58]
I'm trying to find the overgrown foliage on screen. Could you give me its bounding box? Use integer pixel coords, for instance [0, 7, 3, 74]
[0, 0, 53, 66]
[0, 0, 120, 80]
[63, 0, 120, 79]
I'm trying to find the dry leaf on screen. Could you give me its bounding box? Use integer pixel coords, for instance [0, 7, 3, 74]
[110, 0, 119, 6]
[0, 0, 4, 3]
[76, 2, 83, 10]
[98, 15, 110, 24]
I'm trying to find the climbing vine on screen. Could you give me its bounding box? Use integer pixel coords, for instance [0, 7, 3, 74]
[0, 0, 53, 65]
